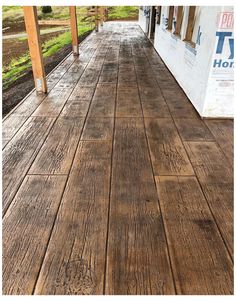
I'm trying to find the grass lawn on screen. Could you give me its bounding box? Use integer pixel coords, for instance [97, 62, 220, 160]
[3, 6, 138, 89]
[108, 6, 138, 20]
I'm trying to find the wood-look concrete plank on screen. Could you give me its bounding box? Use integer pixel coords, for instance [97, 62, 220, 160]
[175, 118, 214, 141]
[78, 67, 100, 86]
[136, 73, 157, 87]
[35, 141, 111, 295]
[3, 175, 67, 295]
[81, 117, 114, 140]
[60, 100, 90, 117]
[2, 115, 28, 145]
[142, 100, 170, 118]
[99, 69, 118, 83]
[205, 119, 233, 167]
[118, 68, 136, 82]
[89, 84, 116, 117]
[116, 87, 142, 117]
[106, 118, 175, 295]
[2, 139, 10, 148]
[162, 90, 198, 118]
[139, 86, 163, 101]
[30, 117, 84, 175]
[184, 141, 233, 256]
[3, 117, 55, 215]
[10, 92, 46, 117]
[32, 87, 75, 117]
[69, 85, 95, 102]
[156, 176, 233, 295]
[145, 118, 194, 176]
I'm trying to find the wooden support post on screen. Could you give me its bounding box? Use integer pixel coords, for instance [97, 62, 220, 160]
[104, 7, 108, 21]
[23, 6, 47, 93]
[100, 7, 104, 26]
[95, 6, 99, 32]
[69, 6, 79, 55]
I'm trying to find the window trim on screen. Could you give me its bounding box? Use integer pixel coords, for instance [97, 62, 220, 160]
[174, 6, 184, 37]
[156, 6, 162, 25]
[184, 6, 196, 44]
[168, 6, 174, 31]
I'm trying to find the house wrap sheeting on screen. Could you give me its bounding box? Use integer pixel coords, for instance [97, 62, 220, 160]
[139, 6, 234, 118]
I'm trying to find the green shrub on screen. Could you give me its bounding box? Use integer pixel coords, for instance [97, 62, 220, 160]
[41, 6, 52, 14]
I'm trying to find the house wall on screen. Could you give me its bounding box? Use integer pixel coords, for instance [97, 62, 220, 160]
[139, 6, 150, 34]
[139, 6, 234, 118]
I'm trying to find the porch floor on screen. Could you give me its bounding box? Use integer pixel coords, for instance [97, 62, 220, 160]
[3, 22, 233, 295]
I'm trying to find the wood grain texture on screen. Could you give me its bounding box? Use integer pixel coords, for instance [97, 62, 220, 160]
[142, 100, 170, 118]
[145, 118, 194, 175]
[205, 119, 233, 167]
[2, 139, 10, 148]
[156, 176, 233, 295]
[3, 117, 55, 215]
[162, 90, 198, 118]
[69, 85, 95, 102]
[78, 67, 100, 86]
[116, 87, 142, 117]
[29, 117, 84, 174]
[3, 175, 67, 295]
[118, 68, 136, 83]
[2, 115, 28, 145]
[35, 141, 111, 295]
[175, 118, 214, 141]
[106, 118, 175, 295]
[60, 100, 90, 117]
[184, 141, 233, 256]
[32, 87, 75, 117]
[99, 69, 118, 83]
[89, 84, 116, 117]
[139, 86, 163, 101]
[11, 92, 45, 117]
[82, 117, 113, 140]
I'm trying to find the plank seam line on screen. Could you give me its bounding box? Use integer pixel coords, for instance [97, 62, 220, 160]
[2, 117, 58, 218]
[133, 46, 178, 294]
[32, 37, 109, 295]
[103, 33, 120, 295]
[203, 121, 233, 168]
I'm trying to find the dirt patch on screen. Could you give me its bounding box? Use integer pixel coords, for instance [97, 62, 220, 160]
[3, 29, 69, 66]
[2, 30, 92, 117]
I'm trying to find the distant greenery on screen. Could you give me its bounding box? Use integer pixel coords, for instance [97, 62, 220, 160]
[3, 24, 92, 89]
[42, 24, 91, 57]
[108, 6, 138, 20]
[3, 6, 139, 89]
[41, 6, 52, 14]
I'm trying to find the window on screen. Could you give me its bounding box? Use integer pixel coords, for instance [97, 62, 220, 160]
[185, 6, 196, 43]
[155, 6, 162, 24]
[168, 6, 174, 30]
[174, 6, 183, 36]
